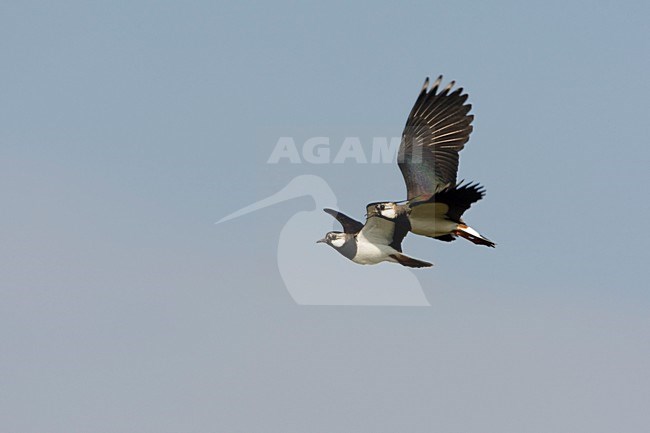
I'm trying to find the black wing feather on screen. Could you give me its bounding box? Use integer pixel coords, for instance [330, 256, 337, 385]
[323, 208, 364, 234]
[411, 181, 486, 223]
[398, 75, 474, 200]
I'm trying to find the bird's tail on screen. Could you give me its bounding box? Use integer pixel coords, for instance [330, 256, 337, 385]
[453, 224, 496, 248]
[390, 253, 433, 268]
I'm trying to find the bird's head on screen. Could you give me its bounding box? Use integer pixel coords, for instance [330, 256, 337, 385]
[366, 201, 400, 219]
[316, 231, 348, 249]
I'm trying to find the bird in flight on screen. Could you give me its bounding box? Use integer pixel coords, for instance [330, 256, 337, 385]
[318, 75, 494, 267]
[318, 206, 433, 268]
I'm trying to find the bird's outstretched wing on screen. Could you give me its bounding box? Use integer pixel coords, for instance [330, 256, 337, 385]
[398, 75, 474, 200]
[359, 204, 411, 252]
[323, 208, 364, 234]
[410, 181, 486, 222]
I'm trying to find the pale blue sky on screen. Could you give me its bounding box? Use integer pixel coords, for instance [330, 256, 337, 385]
[1, 1, 649, 432]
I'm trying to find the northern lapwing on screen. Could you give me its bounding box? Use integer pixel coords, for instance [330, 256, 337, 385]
[368, 75, 495, 248]
[317, 207, 432, 268]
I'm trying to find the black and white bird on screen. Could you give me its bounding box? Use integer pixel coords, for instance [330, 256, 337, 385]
[366, 75, 495, 248]
[317, 207, 432, 268]
[319, 74, 494, 267]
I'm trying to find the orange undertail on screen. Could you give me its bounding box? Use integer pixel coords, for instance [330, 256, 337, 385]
[453, 224, 496, 248]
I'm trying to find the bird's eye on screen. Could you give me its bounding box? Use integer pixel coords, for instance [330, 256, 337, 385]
[378, 204, 385, 211]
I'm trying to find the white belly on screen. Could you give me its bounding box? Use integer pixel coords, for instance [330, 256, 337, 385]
[409, 203, 459, 237]
[352, 241, 398, 265]
[410, 217, 458, 237]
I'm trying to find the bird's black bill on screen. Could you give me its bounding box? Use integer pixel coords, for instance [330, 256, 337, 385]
[316, 238, 326, 244]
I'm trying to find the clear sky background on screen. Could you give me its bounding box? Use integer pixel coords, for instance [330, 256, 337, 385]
[2, 1, 650, 432]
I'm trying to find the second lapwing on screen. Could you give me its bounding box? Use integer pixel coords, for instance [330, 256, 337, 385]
[368, 75, 495, 248]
